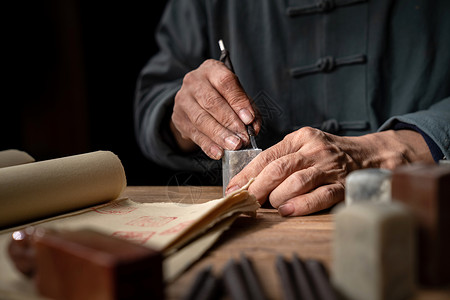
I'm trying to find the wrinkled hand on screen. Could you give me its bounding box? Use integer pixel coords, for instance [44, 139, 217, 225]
[226, 127, 433, 216]
[170, 59, 261, 159]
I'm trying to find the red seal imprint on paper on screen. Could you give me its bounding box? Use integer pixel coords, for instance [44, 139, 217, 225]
[111, 231, 155, 244]
[126, 216, 177, 227]
[93, 201, 137, 215]
[160, 221, 194, 235]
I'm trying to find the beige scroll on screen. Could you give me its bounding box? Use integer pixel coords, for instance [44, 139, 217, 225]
[0, 149, 35, 168]
[0, 151, 127, 228]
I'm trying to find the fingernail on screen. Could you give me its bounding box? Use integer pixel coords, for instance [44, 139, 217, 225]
[210, 145, 223, 159]
[238, 109, 253, 125]
[253, 122, 261, 134]
[278, 203, 294, 217]
[226, 185, 239, 195]
[225, 135, 240, 149]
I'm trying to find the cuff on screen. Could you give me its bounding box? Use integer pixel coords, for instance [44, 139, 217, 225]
[391, 121, 443, 163]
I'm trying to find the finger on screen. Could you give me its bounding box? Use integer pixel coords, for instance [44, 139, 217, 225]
[277, 183, 345, 217]
[268, 167, 325, 208]
[193, 79, 249, 144]
[252, 117, 262, 135]
[191, 130, 224, 160]
[207, 60, 256, 125]
[172, 110, 224, 160]
[182, 97, 244, 151]
[170, 118, 198, 152]
[250, 100, 262, 135]
[248, 152, 309, 203]
[225, 146, 281, 194]
[225, 139, 302, 196]
[224, 152, 263, 195]
[181, 61, 249, 143]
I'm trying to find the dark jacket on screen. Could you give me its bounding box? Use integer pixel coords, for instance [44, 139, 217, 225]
[135, 0, 450, 175]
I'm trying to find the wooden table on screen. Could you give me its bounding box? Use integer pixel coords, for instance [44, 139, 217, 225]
[123, 186, 450, 300]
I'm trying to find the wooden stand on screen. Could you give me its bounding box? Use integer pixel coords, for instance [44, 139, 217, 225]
[30, 229, 163, 300]
[392, 164, 450, 286]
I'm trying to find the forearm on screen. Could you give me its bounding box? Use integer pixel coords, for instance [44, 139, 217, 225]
[348, 129, 434, 170]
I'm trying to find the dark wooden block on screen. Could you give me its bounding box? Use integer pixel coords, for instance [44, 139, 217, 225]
[33, 229, 163, 300]
[392, 163, 450, 286]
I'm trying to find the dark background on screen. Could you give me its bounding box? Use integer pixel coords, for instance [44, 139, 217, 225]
[2, 1, 177, 185]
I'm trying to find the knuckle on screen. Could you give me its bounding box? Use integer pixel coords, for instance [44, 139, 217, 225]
[186, 124, 199, 140]
[174, 89, 182, 102]
[323, 184, 342, 201]
[222, 117, 241, 131]
[172, 99, 186, 116]
[182, 71, 196, 85]
[270, 158, 289, 179]
[190, 82, 206, 102]
[323, 186, 335, 199]
[301, 198, 313, 214]
[296, 126, 326, 143]
[202, 59, 217, 68]
[265, 148, 283, 164]
[202, 94, 222, 110]
[256, 147, 282, 169]
[290, 171, 309, 189]
[191, 111, 209, 127]
[218, 72, 237, 89]
[210, 125, 227, 142]
[283, 131, 297, 142]
[187, 122, 197, 135]
[227, 91, 248, 106]
[171, 115, 184, 131]
[174, 89, 189, 107]
[314, 142, 331, 153]
[298, 126, 317, 138]
[188, 132, 198, 143]
[283, 131, 302, 150]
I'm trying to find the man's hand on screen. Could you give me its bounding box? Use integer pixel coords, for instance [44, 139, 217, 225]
[226, 127, 433, 217]
[170, 59, 261, 159]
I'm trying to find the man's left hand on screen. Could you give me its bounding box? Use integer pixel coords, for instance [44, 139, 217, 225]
[226, 127, 433, 216]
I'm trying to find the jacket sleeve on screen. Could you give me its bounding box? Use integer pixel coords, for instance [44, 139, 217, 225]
[378, 98, 450, 161]
[134, 0, 213, 171]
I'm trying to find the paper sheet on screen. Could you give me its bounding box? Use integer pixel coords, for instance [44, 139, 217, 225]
[0, 192, 257, 252]
[0, 182, 259, 297]
[163, 215, 238, 281]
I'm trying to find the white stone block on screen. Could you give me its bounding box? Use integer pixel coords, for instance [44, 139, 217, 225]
[332, 202, 415, 300]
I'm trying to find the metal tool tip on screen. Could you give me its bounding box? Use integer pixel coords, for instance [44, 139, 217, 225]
[247, 125, 255, 137]
[218, 39, 225, 51]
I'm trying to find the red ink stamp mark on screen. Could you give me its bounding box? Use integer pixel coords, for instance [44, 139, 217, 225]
[126, 216, 177, 227]
[93, 201, 137, 215]
[111, 231, 155, 244]
[160, 221, 194, 235]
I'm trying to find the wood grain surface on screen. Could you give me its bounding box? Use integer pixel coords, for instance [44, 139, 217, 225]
[123, 186, 450, 300]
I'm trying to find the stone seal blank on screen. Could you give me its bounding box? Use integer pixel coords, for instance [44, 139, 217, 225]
[222, 149, 261, 196]
[345, 169, 392, 205]
[333, 202, 415, 300]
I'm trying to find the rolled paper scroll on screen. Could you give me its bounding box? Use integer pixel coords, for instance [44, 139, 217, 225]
[0, 151, 126, 228]
[0, 150, 35, 168]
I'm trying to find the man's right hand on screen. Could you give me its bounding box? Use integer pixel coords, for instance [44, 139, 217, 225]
[170, 59, 261, 159]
